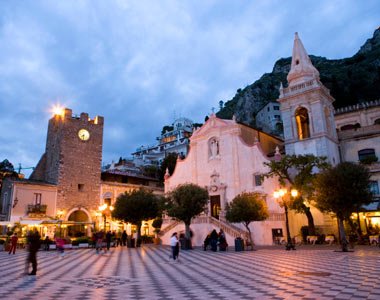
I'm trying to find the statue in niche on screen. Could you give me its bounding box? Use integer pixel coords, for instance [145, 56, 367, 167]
[210, 138, 219, 158]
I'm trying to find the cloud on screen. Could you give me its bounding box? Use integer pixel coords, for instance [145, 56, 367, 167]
[0, 0, 379, 173]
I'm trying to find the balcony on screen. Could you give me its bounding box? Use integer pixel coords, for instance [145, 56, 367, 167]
[27, 204, 47, 215]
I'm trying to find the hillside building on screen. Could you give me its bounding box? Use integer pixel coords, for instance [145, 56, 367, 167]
[132, 117, 195, 167]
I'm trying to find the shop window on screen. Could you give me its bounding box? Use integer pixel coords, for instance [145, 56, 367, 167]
[295, 107, 310, 140]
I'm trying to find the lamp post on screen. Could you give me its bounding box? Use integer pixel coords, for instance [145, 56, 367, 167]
[273, 188, 298, 251]
[98, 204, 114, 232]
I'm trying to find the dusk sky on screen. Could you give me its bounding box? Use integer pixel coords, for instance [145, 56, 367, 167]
[0, 1, 379, 176]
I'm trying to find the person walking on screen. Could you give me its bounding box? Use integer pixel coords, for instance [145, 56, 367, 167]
[25, 230, 41, 275]
[8, 233, 18, 255]
[95, 230, 104, 254]
[170, 232, 179, 262]
[56, 237, 65, 257]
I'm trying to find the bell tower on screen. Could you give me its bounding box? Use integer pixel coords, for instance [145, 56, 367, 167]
[30, 108, 104, 221]
[278, 33, 339, 165]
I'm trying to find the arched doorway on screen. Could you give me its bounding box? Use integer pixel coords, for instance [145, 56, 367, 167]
[67, 210, 89, 237]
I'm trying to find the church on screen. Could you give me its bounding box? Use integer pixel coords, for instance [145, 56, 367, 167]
[161, 33, 380, 246]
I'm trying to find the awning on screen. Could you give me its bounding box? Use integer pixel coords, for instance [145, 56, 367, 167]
[19, 220, 43, 225]
[0, 221, 13, 226]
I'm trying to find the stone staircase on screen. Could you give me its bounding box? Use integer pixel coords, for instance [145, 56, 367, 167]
[159, 215, 249, 240]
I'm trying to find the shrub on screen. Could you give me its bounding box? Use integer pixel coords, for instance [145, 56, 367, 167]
[140, 235, 154, 244]
[76, 237, 90, 244]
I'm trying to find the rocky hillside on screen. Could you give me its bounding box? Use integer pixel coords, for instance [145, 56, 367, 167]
[217, 28, 380, 126]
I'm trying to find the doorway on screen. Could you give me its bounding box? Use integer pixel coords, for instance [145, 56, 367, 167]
[210, 195, 221, 219]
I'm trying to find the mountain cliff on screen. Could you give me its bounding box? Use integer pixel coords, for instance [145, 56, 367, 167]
[216, 28, 380, 126]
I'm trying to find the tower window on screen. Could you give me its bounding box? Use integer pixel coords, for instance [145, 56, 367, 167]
[78, 184, 85, 192]
[295, 107, 310, 140]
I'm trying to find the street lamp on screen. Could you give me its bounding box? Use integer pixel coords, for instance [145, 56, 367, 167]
[273, 188, 298, 251]
[98, 204, 114, 231]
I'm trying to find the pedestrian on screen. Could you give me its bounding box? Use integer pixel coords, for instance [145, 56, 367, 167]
[121, 230, 127, 246]
[44, 236, 51, 251]
[8, 232, 18, 255]
[203, 233, 211, 251]
[95, 230, 104, 254]
[210, 229, 218, 252]
[170, 232, 179, 262]
[25, 230, 41, 275]
[218, 229, 228, 251]
[106, 231, 112, 251]
[55, 237, 65, 257]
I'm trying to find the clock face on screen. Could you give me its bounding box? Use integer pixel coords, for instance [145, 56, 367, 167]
[78, 129, 90, 141]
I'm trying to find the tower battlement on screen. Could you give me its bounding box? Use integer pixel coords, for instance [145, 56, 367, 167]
[53, 108, 104, 125]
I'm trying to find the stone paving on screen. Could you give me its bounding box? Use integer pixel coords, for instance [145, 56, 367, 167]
[0, 244, 379, 299]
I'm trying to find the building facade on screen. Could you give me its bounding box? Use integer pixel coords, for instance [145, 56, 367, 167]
[163, 114, 286, 246]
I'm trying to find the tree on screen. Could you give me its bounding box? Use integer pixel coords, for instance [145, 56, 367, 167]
[0, 159, 18, 195]
[263, 154, 330, 235]
[165, 183, 209, 248]
[112, 189, 161, 247]
[314, 162, 373, 252]
[225, 192, 269, 250]
[158, 152, 178, 182]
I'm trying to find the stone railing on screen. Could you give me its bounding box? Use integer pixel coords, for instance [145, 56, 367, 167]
[159, 219, 180, 236]
[280, 79, 330, 98]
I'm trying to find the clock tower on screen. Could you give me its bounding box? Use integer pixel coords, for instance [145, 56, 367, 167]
[30, 108, 104, 224]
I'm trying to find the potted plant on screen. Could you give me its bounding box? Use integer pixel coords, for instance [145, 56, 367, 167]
[77, 237, 90, 248]
[152, 217, 163, 245]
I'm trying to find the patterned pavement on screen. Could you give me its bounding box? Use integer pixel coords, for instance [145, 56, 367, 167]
[0, 244, 379, 299]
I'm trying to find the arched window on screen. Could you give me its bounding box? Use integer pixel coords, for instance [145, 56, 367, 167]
[374, 118, 380, 125]
[295, 107, 310, 140]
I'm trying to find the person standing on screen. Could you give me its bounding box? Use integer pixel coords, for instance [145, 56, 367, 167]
[170, 232, 179, 262]
[25, 230, 41, 275]
[105, 231, 112, 252]
[121, 230, 127, 246]
[210, 229, 218, 252]
[8, 233, 18, 255]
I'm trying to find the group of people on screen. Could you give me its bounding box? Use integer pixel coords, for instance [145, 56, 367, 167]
[203, 229, 228, 251]
[93, 230, 129, 254]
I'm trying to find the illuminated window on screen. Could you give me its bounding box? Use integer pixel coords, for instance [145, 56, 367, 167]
[295, 107, 310, 140]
